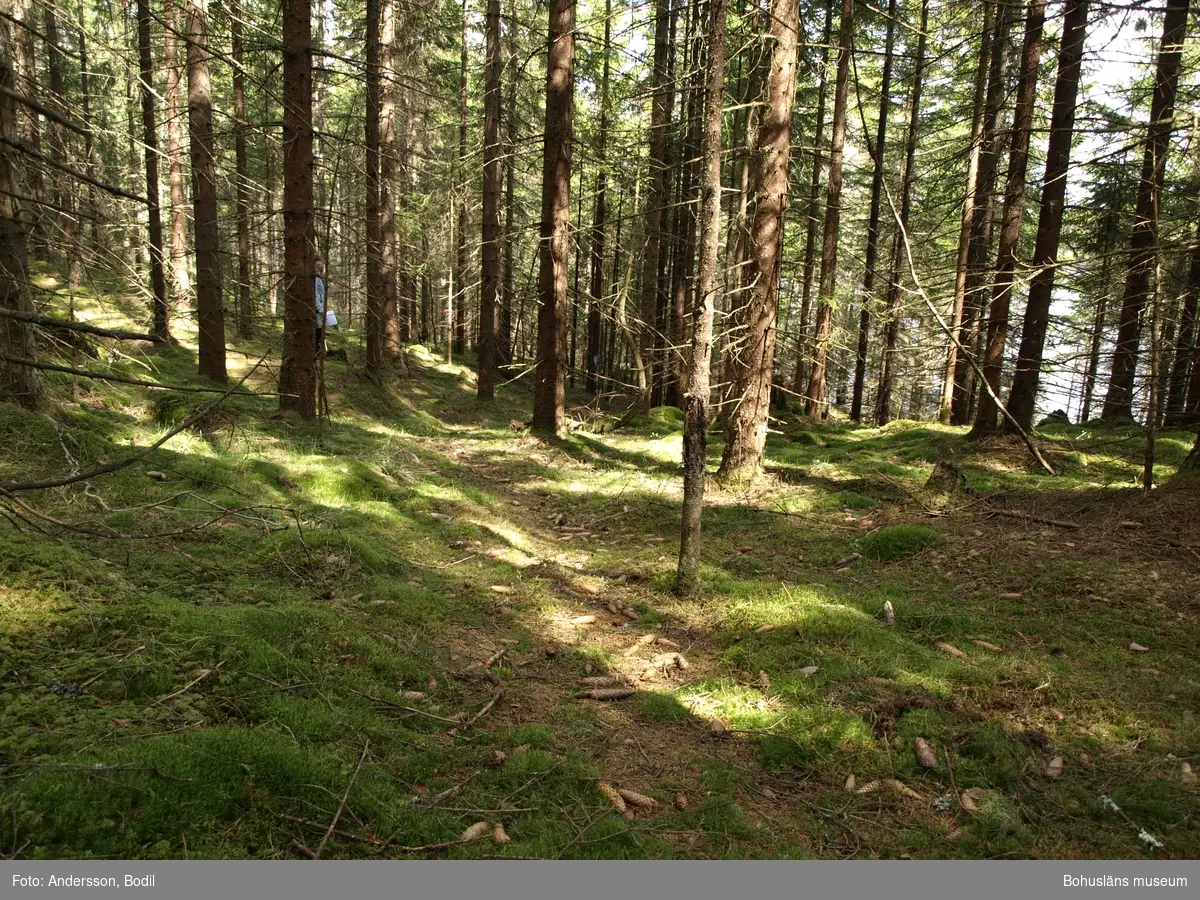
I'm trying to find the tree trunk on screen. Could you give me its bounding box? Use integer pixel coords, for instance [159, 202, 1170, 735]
[531, 0, 575, 435]
[804, 0, 853, 417]
[231, 0, 253, 339]
[364, 0, 384, 376]
[676, 0, 726, 598]
[164, 1, 190, 309]
[875, 0, 928, 425]
[379, 0, 400, 360]
[791, 0, 834, 400]
[585, 0, 612, 395]
[499, 1, 516, 366]
[1165, 220, 1200, 425]
[1003, 0, 1090, 431]
[76, 3, 99, 259]
[850, 0, 897, 422]
[479, 0, 502, 400]
[12, 0, 44, 248]
[718, 0, 799, 478]
[43, 8, 81, 289]
[636, 0, 672, 409]
[1101, 0, 1191, 421]
[951, 0, 1012, 424]
[970, 0, 1045, 437]
[454, 0, 469, 357]
[939, 1, 994, 423]
[277, 0, 315, 416]
[185, 0, 226, 382]
[136, 0, 169, 342]
[0, 20, 40, 409]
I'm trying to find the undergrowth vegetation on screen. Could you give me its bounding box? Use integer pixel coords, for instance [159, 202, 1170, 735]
[1, 282, 1198, 860]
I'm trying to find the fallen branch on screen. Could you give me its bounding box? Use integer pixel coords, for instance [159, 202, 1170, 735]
[463, 687, 504, 729]
[279, 814, 382, 846]
[150, 662, 223, 707]
[349, 690, 465, 725]
[313, 741, 369, 859]
[1, 340, 279, 494]
[985, 507, 1079, 530]
[0, 306, 164, 342]
[0, 352, 268, 394]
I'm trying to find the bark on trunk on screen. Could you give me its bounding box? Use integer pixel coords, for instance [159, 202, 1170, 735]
[586, 0, 612, 395]
[970, 0, 1045, 437]
[718, 0, 799, 478]
[164, 1, 190, 309]
[875, 0, 928, 425]
[454, 0, 469, 356]
[137, 0, 169, 342]
[791, 1, 834, 399]
[531, 0, 575, 435]
[277, 0, 315, 416]
[1101, 0, 1191, 421]
[0, 21, 40, 409]
[804, 0, 853, 417]
[676, 0, 726, 599]
[1164, 220, 1200, 425]
[185, 0, 226, 382]
[364, 0, 384, 376]
[232, 0, 253, 338]
[1003, 0, 1090, 431]
[850, 0, 897, 422]
[379, 0, 400, 359]
[479, 0, 502, 400]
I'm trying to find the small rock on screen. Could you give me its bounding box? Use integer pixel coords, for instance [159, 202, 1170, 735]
[710, 719, 727, 737]
[800, 665, 819, 676]
[1129, 642, 1149, 653]
[1046, 756, 1065, 778]
[882, 601, 895, 626]
[146, 471, 168, 481]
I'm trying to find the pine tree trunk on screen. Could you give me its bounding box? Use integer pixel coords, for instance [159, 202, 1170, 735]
[804, 0, 853, 417]
[76, 4, 99, 259]
[379, 0, 400, 360]
[0, 22, 40, 409]
[164, 1, 190, 309]
[676, 0, 726, 599]
[875, 0, 928, 426]
[970, 0, 1045, 437]
[791, 1, 834, 399]
[43, 8, 81, 290]
[951, 0, 1012, 424]
[12, 0, 44, 248]
[454, 0, 469, 357]
[1003, 0, 1090, 431]
[718, 0, 799, 478]
[277, 0, 315, 416]
[850, 0, 896, 422]
[1101, 0, 1191, 421]
[585, 0, 612, 395]
[231, 0, 253, 338]
[1164, 220, 1199, 425]
[531, 0, 575, 435]
[939, 1, 994, 423]
[479, 0, 502, 400]
[637, 0, 671, 409]
[137, 0, 169, 342]
[499, 1, 516, 366]
[364, 0, 384, 376]
[185, 0, 226, 382]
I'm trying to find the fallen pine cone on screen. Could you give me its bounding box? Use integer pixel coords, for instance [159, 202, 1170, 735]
[710, 719, 727, 736]
[971, 640, 1004, 653]
[597, 781, 626, 812]
[622, 608, 640, 621]
[844, 774, 856, 792]
[654, 636, 681, 649]
[914, 737, 938, 769]
[579, 675, 625, 687]
[489, 749, 507, 766]
[460, 821, 491, 842]
[673, 792, 690, 810]
[577, 687, 637, 701]
[616, 788, 660, 809]
[569, 615, 597, 625]
[605, 602, 622, 616]
[936, 642, 966, 659]
[885, 778, 925, 801]
[492, 823, 511, 845]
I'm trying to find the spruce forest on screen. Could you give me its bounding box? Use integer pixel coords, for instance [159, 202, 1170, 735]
[1, 0, 1199, 860]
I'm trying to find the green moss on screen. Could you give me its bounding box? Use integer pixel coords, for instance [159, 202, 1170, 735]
[861, 524, 944, 561]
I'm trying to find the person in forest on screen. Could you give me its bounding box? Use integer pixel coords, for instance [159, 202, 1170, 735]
[314, 255, 326, 354]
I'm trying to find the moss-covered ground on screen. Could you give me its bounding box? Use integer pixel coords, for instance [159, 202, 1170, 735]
[1, 273, 1197, 859]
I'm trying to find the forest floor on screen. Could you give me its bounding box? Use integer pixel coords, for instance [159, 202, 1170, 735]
[2, 274, 1199, 860]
